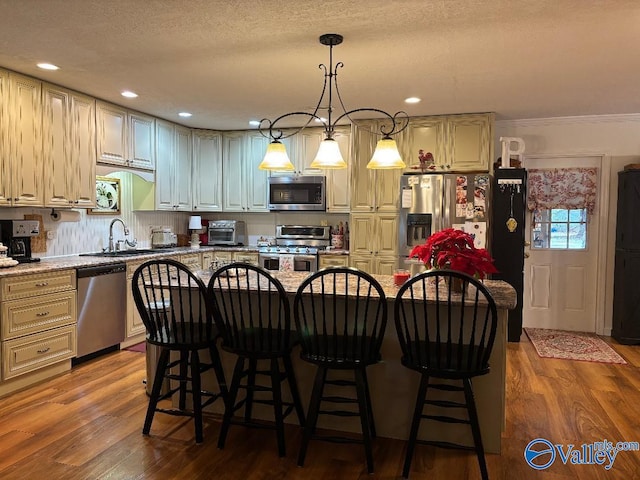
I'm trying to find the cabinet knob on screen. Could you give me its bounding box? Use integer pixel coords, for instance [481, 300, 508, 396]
[524, 253, 530, 259]
[14, 198, 19, 201]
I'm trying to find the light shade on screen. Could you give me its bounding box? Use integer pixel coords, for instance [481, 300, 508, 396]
[309, 138, 347, 169]
[258, 141, 295, 171]
[366, 137, 406, 169]
[188, 215, 202, 230]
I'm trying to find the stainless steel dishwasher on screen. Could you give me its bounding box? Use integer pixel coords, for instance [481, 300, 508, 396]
[75, 263, 127, 362]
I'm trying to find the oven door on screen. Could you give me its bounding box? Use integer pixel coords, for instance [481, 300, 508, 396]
[259, 254, 280, 272]
[292, 254, 318, 273]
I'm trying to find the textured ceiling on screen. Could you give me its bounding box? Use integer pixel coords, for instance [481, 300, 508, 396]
[0, 0, 639, 130]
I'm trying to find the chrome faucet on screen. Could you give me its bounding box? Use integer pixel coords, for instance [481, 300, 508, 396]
[108, 218, 137, 252]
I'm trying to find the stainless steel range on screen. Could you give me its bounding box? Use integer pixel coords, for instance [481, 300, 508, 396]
[258, 225, 330, 273]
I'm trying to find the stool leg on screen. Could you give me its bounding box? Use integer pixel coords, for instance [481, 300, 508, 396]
[283, 354, 305, 425]
[143, 348, 170, 435]
[191, 350, 204, 444]
[355, 368, 374, 474]
[463, 378, 489, 480]
[244, 358, 257, 422]
[403, 374, 429, 478]
[270, 357, 286, 457]
[361, 369, 376, 438]
[209, 345, 228, 401]
[218, 356, 244, 450]
[297, 366, 327, 467]
[179, 351, 188, 410]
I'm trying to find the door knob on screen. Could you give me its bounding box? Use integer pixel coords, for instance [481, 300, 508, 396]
[524, 241, 531, 247]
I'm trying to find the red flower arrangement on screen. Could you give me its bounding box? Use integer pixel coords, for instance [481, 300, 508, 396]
[409, 228, 498, 279]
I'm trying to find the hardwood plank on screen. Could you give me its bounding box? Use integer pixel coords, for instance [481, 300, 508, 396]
[0, 340, 638, 479]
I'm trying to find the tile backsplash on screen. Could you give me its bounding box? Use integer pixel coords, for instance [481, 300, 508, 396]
[2, 172, 348, 258]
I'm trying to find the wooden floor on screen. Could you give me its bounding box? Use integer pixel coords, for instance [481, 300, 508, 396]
[0, 336, 639, 479]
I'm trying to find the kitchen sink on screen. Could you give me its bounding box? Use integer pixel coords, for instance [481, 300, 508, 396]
[79, 249, 160, 257]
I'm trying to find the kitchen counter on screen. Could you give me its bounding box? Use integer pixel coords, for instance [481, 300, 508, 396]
[186, 270, 515, 453]
[0, 246, 260, 277]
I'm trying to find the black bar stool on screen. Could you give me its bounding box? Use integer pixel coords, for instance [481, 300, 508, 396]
[207, 262, 305, 457]
[131, 259, 228, 444]
[293, 267, 387, 474]
[394, 269, 499, 479]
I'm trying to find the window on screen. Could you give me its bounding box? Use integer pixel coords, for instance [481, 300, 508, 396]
[532, 208, 587, 250]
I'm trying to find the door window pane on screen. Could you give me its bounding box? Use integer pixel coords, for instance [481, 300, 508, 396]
[532, 208, 587, 250]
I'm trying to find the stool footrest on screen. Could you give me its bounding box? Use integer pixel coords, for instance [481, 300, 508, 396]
[428, 383, 464, 392]
[326, 379, 356, 387]
[319, 409, 359, 417]
[422, 414, 470, 424]
[322, 395, 357, 404]
[312, 434, 364, 445]
[416, 439, 476, 451]
[425, 399, 466, 409]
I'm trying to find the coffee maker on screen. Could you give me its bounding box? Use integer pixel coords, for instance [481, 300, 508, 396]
[0, 220, 41, 263]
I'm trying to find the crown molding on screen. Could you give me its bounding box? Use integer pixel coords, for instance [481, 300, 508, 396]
[497, 113, 640, 128]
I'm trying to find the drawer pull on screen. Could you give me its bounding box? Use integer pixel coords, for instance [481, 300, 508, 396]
[36, 311, 50, 317]
[37, 347, 51, 354]
[35, 282, 49, 287]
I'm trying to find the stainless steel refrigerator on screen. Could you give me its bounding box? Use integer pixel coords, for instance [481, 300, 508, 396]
[398, 172, 491, 275]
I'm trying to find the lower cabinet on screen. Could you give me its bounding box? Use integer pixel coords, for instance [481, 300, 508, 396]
[349, 213, 399, 274]
[0, 270, 77, 393]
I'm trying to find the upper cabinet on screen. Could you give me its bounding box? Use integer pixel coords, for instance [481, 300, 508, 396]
[401, 113, 494, 173]
[42, 84, 96, 208]
[192, 130, 223, 212]
[351, 120, 402, 213]
[155, 120, 192, 211]
[96, 101, 155, 170]
[0, 71, 44, 207]
[222, 131, 269, 212]
[326, 126, 351, 213]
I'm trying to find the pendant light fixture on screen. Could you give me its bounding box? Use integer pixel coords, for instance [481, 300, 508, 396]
[258, 33, 409, 171]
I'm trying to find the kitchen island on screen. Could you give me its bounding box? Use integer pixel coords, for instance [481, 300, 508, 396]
[182, 270, 516, 454]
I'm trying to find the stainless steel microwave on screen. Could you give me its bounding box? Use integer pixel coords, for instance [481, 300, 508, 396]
[268, 176, 326, 211]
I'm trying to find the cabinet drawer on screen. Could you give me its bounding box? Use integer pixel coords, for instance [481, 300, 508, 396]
[233, 252, 259, 265]
[2, 325, 76, 380]
[319, 255, 349, 268]
[1, 270, 76, 300]
[211, 251, 233, 263]
[179, 253, 202, 271]
[2, 291, 77, 340]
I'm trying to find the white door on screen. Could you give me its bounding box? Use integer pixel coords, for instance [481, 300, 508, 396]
[523, 156, 602, 332]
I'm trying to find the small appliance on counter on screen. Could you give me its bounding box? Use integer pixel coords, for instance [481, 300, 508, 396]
[208, 220, 246, 246]
[151, 227, 178, 248]
[0, 220, 41, 263]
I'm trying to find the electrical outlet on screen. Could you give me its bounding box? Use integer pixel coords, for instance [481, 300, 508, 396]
[46, 230, 56, 240]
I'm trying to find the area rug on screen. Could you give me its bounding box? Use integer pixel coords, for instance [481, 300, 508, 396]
[124, 342, 146, 353]
[524, 328, 627, 364]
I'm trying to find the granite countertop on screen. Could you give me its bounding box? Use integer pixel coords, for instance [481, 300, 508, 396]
[0, 246, 256, 278]
[201, 270, 516, 309]
[318, 249, 349, 255]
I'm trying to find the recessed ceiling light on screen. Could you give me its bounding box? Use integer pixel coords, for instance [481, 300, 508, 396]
[37, 63, 59, 70]
[405, 97, 421, 104]
[249, 120, 261, 126]
[178, 112, 192, 118]
[121, 91, 138, 98]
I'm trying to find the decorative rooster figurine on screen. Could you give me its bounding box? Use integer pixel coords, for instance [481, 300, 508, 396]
[418, 150, 435, 172]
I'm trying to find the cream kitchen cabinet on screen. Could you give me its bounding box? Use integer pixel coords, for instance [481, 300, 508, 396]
[96, 101, 155, 170]
[192, 130, 223, 212]
[348, 213, 398, 274]
[43, 84, 96, 208]
[222, 131, 269, 212]
[401, 113, 493, 173]
[319, 254, 349, 268]
[179, 253, 203, 271]
[125, 259, 149, 340]
[155, 120, 192, 211]
[208, 250, 259, 267]
[325, 126, 352, 213]
[350, 120, 402, 213]
[0, 71, 44, 207]
[233, 252, 259, 265]
[0, 270, 77, 385]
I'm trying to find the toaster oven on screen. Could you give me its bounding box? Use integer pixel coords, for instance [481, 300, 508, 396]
[208, 220, 246, 245]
